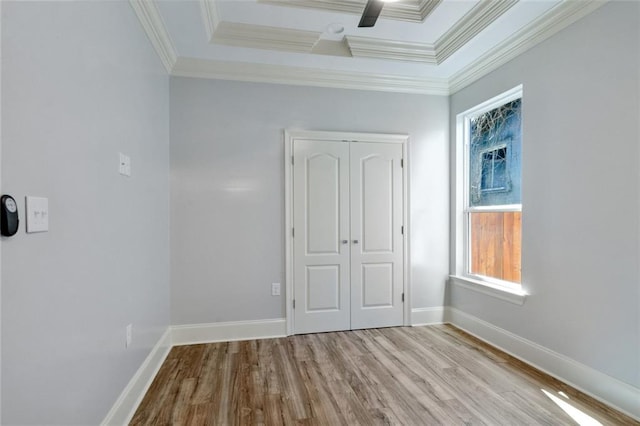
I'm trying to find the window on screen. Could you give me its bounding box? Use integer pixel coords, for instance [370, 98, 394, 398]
[456, 87, 522, 290]
[480, 145, 508, 192]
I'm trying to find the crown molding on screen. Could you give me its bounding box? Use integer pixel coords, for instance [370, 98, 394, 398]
[414, 0, 442, 23]
[435, 0, 517, 64]
[213, 22, 321, 53]
[201, 0, 514, 65]
[346, 37, 436, 63]
[129, 0, 177, 73]
[257, 0, 441, 23]
[132, 0, 608, 96]
[449, 0, 610, 93]
[208, 20, 441, 63]
[200, 0, 220, 42]
[171, 57, 450, 95]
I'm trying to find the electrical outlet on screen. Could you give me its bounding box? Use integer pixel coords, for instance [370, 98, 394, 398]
[271, 283, 281, 296]
[126, 324, 132, 348]
[119, 152, 131, 177]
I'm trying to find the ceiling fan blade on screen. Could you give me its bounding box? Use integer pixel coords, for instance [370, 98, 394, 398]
[358, 0, 384, 28]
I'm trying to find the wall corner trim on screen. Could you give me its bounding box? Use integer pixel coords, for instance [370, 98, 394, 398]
[170, 318, 287, 346]
[446, 307, 640, 421]
[101, 328, 172, 426]
[411, 306, 447, 326]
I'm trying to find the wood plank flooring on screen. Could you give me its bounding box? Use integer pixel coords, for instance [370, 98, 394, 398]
[131, 325, 638, 425]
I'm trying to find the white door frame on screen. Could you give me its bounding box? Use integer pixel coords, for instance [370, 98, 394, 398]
[284, 129, 411, 335]
[1, 2, 4, 418]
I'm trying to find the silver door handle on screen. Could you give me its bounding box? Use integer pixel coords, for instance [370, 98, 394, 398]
[341, 240, 348, 244]
[353, 239, 359, 244]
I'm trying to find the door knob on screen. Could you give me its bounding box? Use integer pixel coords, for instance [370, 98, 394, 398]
[353, 239, 359, 244]
[341, 240, 348, 244]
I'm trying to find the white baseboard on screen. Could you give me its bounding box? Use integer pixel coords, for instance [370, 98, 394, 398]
[171, 318, 287, 346]
[446, 307, 640, 421]
[411, 306, 447, 326]
[101, 328, 172, 426]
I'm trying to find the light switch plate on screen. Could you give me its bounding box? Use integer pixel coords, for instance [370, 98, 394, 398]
[119, 152, 131, 177]
[271, 283, 281, 296]
[26, 196, 49, 233]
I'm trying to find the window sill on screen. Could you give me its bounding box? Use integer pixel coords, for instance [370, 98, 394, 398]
[449, 275, 527, 305]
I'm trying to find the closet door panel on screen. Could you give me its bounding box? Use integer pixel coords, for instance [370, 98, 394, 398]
[350, 142, 404, 330]
[293, 140, 350, 334]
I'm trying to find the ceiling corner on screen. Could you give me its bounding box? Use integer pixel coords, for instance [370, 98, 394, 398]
[200, 0, 220, 42]
[448, 0, 611, 94]
[129, 0, 177, 73]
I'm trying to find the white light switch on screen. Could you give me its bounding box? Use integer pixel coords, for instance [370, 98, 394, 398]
[26, 196, 49, 233]
[119, 152, 131, 177]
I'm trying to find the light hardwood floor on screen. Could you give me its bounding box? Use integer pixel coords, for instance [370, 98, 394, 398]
[131, 325, 638, 425]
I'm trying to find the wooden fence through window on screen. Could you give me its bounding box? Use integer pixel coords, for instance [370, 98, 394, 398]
[470, 211, 521, 283]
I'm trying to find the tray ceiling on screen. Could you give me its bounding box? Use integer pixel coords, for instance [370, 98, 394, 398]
[132, 0, 607, 94]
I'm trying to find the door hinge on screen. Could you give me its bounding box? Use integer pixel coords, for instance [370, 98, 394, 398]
[292, 227, 295, 237]
[292, 156, 294, 165]
[402, 293, 405, 303]
[401, 225, 404, 235]
[401, 159, 404, 168]
[293, 299, 296, 309]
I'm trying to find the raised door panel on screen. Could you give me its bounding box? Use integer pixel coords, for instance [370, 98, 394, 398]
[306, 154, 340, 255]
[361, 155, 394, 253]
[306, 265, 341, 311]
[361, 263, 394, 308]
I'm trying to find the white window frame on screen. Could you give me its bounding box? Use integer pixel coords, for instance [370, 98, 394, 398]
[451, 85, 527, 305]
[478, 143, 509, 193]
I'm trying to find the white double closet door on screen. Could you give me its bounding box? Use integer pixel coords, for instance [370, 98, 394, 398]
[293, 138, 405, 334]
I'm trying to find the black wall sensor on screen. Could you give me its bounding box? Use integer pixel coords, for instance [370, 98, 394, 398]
[1, 195, 19, 236]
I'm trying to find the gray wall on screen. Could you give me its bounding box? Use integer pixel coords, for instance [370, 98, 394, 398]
[449, 1, 639, 388]
[1, 2, 170, 424]
[170, 78, 449, 325]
